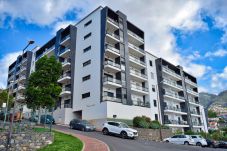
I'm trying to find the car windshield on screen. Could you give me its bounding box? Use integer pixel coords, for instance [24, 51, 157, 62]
[120, 123, 129, 128]
[81, 120, 90, 125]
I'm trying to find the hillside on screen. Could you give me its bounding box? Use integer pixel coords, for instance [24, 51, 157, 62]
[199, 90, 227, 109]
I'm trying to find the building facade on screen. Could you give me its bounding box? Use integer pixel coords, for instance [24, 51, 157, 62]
[7, 6, 207, 132]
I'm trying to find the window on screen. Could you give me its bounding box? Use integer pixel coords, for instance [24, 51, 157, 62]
[82, 75, 90, 81]
[149, 60, 153, 66]
[150, 72, 154, 79]
[82, 92, 90, 99]
[172, 135, 180, 138]
[84, 20, 92, 27]
[153, 100, 157, 107]
[83, 60, 91, 67]
[83, 46, 91, 53]
[84, 32, 91, 40]
[152, 85, 156, 92]
[155, 114, 158, 121]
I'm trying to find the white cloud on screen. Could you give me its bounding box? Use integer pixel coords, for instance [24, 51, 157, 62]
[211, 66, 227, 93]
[52, 21, 76, 35]
[0, 51, 20, 89]
[198, 86, 208, 93]
[205, 49, 227, 58]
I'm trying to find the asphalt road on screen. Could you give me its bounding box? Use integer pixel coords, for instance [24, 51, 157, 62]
[54, 125, 226, 151]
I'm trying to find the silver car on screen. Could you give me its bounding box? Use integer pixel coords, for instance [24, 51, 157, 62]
[163, 135, 196, 145]
[190, 135, 207, 147]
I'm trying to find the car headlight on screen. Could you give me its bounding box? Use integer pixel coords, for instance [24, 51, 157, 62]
[86, 126, 90, 129]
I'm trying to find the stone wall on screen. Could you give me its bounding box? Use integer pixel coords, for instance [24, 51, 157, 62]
[135, 128, 172, 141]
[0, 131, 53, 151]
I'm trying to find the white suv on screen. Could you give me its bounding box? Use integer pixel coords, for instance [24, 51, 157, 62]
[190, 135, 207, 147]
[102, 121, 138, 139]
[163, 135, 195, 145]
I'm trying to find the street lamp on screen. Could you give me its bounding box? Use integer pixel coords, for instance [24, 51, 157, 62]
[6, 40, 35, 150]
[4, 81, 14, 125]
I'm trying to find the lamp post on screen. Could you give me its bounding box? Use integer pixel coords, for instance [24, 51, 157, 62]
[4, 81, 14, 126]
[6, 40, 35, 151]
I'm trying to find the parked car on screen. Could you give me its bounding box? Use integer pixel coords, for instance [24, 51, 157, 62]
[218, 141, 227, 149]
[102, 121, 138, 139]
[190, 135, 207, 147]
[29, 115, 38, 122]
[205, 139, 219, 148]
[69, 119, 95, 131]
[163, 135, 195, 145]
[40, 115, 55, 124]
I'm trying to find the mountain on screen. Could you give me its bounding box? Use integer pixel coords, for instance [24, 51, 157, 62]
[199, 92, 217, 109]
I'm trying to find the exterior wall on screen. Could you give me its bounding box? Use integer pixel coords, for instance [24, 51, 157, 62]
[145, 52, 161, 122]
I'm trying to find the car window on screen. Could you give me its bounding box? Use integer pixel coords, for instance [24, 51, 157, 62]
[179, 135, 186, 138]
[198, 136, 202, 138]
[191, 136, 197, 138]
[108, 122, 115, 126]
[172, 135, 179, 138]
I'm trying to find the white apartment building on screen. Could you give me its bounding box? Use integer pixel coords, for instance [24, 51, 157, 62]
[7, 6, 207, 132]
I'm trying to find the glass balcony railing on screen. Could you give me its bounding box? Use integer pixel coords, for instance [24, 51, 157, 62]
[129, 55, 146, 66]
[59, 72, 71, 79]
[165, 106, 186, 112]
[105, 43, 120, 54]
[163, 79, 183, 89]
[59, 47, 70, 55]
[62, 58, 71, 65]
[131, 83, 148, 92]
[130, 67, 147, 79]
[164, 120, 188, 125]
[187, 88, 198, 95]
[192, 122, 203, 126]
[103, 77, 121, 85]
[106, 31, 120, 40]
[185, 78, 197, 86]
[128, 30, 144, 43]
[103, 95, 122, 103]
[190, 110, 201, 115]
[132, 99, 150, 108]
[162, 66, 181, 79]
[104, 61, 120, 69]
[61, 34, 70, 43]
[62, 87, 71, 92]
[164, 90, 185, 100]
[128, 42, 144, 53]
[188, 98, 199, 104]
[107, 17, 119, 27]
[64, 104, 72, 108]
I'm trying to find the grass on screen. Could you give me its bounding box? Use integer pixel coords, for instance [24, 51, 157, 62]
[34, 128, 83, 151]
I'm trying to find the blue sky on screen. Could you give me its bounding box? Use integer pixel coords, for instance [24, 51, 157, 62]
[0, 0, 227, 94]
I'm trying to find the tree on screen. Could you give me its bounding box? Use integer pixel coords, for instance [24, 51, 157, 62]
[0, 89, 13, 109]
[25, 56, 62, 123]
[208, 110, 217, 118]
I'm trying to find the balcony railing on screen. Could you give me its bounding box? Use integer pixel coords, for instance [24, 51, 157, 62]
[128, 43, 144, 53]
[103, 77, 121, 85]
[164, 90, 185, 100]
[188, 98, 200, 104]
[187, 88, 198, 96]
[185, 78, 197, 86]
[163, 79, 183, 89]
[165, 106, 186, 112]
[59, 72, 71, 79]
[128, 30, 144, 43]
[162, 66, 181, 79]
[132, 99, 150, 108]
[104, 60, 120, 69]
[59, 47, 70, 55]
[131, 83, 148, 92]
[106, 31, 120, 40]
[107, 17, 119, 27]
[192, 122, 203, 126]
[164, 120, 188, 125]
[129, 55, 146, 66]
[64, 104, 72, 108]
[62, 87, 71, 92]
[61, 34, 70, 43]
[105, 43, 120, 54]
[62, 58, 71, 65]
[130, 67, 147, 79]
[190, 110, 201, 115]
[22, 58, 27, 64]
[103, 95, 122, 103]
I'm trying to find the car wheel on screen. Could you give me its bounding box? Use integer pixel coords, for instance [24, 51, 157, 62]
[121, 131, 127, 139]
[196, 142, 202, 146]
[165, 140, 169, 143]
[102, 128, 109, 135]
[184, 141, 189, 145]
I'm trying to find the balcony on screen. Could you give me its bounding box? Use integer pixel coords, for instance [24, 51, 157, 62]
[59, 47, 70, 58]
[132, 99, 150, 108]
[18, 75, 26, 82]
[62, 58, 71, 70]
[164, 106, 187, 115]
[103, 77, 122, 88]
[192, 122, 203, 127]
[104, 61, 121, 73]
[128, 30, 144, 45]
[128, 42, 145, 57]
[58, 72, 71, 83]
[16, 95, 25, 101]
[105, 44, 120, 57]
[189, 98, 200, 105]
[18, 85, 25, 91]
[106, 31, 120, 42]
[190, 110, 201, 116]
[162, 66, 181, 80]
[60, 87, 71, 97]
[60, 35, 70, 46]
[163, 78, 183, 91]
[185, 78, 197, 87]
[9, 67, 15, 74]
[130, 67, 147, 82]
[102, 95, 121, 103]
[131, 83, 148, 95]
[164, 90, 185, 102]
[107, 17, 119, 29]
[187, 88, 199, 96]
[20, 66, 27, 74]
[164, 119, 189, 127]
[64, 104, 72, 108]
[22, 58, 27, 65]
[129, 55, 146, 69]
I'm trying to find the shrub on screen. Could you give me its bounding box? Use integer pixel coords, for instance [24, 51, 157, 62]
[185, 130, 196, 135]
[138, 119, 150, 128]
[142, 115, 151, 123]
[133, 116, 142, 127]
[149, 120, 161, 129]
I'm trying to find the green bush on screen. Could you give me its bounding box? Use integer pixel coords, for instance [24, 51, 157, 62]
[185, 130, 196, 135]
[149, 120, 161, 129]
[133, 116, 142, 127]
[138, 119, 150, 128]
[142, 115, 151, 123]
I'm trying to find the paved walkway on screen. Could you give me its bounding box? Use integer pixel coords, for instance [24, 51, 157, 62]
[54, 128, 109, 151]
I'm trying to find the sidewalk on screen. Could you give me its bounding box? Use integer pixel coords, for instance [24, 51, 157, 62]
[54, 129, 110, 151]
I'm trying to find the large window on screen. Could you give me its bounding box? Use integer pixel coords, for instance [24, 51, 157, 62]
[84, 32, 91, 40]
[82, 92, 90, 99]
[83, 60, 91, 67]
